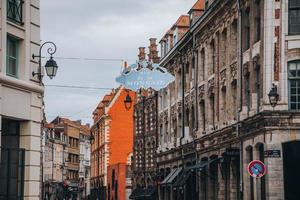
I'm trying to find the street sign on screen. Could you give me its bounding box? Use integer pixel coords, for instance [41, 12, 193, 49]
[264, 150, 281, 158]
[224, 148, 240, 157]
[247, 160, 266, 178]
[116, 60, 175, 91]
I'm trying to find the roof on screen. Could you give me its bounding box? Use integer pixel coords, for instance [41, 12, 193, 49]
[80, 125, 90, 136]
[44, 123, 54, 129]
[189, 0, 205, 13]
[172, 15, 190, 29]
[92, 87, 121, 122]
[50, 116, 81, 129]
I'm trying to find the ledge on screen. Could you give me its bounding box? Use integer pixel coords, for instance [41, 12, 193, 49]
[0, 74, 44, 94]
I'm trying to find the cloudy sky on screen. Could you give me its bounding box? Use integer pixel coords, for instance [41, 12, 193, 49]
[41, 0, 195, 124]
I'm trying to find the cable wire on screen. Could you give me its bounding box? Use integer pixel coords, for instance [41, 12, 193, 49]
[45, 84, 113, 90]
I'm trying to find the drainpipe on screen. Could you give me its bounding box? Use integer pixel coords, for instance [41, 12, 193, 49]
[192, 31, 200, 197]
[236, 0, 244, 199]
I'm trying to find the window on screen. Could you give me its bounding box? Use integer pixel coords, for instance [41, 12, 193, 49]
[255, 0, 261, 42]
[201, 49, 205, 81]
[243, 8, 250, 50]
[288, 60, 300, 110]
[200, 100, 206, 131]
[205, 0, 209, 10]
[245, 74, 251, 115]
[256, 64, 261, 113]
[6, 36, 19, 77]
[289, 0, 300, 35]
[210, 96, 215, 128]
[211, 41, 215, 74]
[7, 0, 23, 25]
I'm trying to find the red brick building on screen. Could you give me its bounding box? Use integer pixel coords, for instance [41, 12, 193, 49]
[91, 87, 135, 200]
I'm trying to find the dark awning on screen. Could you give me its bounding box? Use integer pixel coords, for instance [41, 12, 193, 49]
[129, 188, 144, 199]
[166, 167, 182, 185]
[160, 167, 183, 185]
[172, 169, 192, 188]
[143, 187, 156, 198]
[130, 187, 156, 200]
[160, 169, 177, 185]
[188, 157, 221, 171]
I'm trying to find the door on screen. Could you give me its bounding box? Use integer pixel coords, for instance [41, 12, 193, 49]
[283, 141, 300, 200]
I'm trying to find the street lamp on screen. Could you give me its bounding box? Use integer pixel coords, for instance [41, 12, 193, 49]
[124, 91, 133, 110]
[268, 84, 279, 108]
[32, 41, 58, 80]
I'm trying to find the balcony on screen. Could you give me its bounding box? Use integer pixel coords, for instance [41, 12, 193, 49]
[7, 0, 24, 25]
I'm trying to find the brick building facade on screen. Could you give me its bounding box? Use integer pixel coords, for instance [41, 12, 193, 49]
[91, 87, 135, 200]
[156, 0, 300, 200]
[130, 39, 160, 200]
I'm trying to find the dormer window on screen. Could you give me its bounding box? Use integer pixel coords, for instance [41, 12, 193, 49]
[205, 0, 209, 10]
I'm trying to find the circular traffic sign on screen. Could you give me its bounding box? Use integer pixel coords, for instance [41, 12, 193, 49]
[247, 160, 266, 178]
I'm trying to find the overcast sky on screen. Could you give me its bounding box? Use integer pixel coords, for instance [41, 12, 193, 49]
[41, 0, 195, 124]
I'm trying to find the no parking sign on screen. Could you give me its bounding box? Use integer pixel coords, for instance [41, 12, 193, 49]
[247, 160, 266, 178]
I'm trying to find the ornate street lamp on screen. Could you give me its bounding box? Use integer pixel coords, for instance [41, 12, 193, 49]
[32, 41, 58, 80]
[268, 84, 279, 108]
[124, 92, 133, 110]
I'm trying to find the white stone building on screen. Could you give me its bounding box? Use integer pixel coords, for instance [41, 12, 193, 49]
[79, 126, 91, 198]
[0, 0, 43, 199]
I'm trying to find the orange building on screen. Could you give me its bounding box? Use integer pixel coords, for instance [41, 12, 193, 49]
[90, 87, 135, 200]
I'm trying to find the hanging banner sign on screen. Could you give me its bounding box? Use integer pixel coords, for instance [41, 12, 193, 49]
[116, 60, 175, 91]
[247, 160, 266, 178]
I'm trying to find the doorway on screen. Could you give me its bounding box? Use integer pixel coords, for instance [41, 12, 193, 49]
[283, 141, 300, 200]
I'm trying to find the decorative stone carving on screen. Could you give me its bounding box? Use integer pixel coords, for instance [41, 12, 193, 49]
[243, 63, 250, 77]
[171, 105, 176, 121]
[230, 61, 237, 85]
[220, 68, 227, 91]
[159, 113, 164, 125]
[198, 85, 205, 102]
[163, 110, 168, 122]
[177, 101, 182, 115]
[208, 78, 215, 97]
[184, 94, 190, 108]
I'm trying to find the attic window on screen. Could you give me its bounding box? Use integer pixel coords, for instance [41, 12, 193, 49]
[205, 0, 209, 10]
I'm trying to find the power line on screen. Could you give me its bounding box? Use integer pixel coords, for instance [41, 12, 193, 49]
[45, 84, 113, 90]
[42, 56, 132, 62]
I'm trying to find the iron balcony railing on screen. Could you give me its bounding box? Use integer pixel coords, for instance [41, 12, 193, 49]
[7, 0, 24, 25]
[0, 147, 25, 200]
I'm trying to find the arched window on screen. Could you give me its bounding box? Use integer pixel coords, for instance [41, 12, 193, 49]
[288, 60, 300, 109]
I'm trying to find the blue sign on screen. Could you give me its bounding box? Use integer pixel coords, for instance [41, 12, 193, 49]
[116, 60, 175, 91]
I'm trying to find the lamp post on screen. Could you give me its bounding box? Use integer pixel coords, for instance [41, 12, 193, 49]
[32, 41, 58, 80]
[268, 84, 279, 108]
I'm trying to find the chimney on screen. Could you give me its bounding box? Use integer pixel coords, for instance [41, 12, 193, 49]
[124, 61, 128, 69]
[138, 47, 146, 61]
[75, 120, 81, 125]
[148, 38, 160, 64]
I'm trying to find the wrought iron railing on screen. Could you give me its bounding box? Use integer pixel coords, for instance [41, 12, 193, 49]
[0, 147, 25, 200]
[7, 0, 24, 25]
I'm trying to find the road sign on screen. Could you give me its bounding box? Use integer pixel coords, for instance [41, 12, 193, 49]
[116, 60, 175, 91]
[247, 160, 266, 178]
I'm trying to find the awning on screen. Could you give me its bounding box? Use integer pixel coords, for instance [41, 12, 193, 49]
[172, 170, 192, 188]
[129, 188, 144, 199]
[143, 187, 156, 198]
[188, 157, 221, 171]
[166, 167, 182, 185]
[161, 167, 182, 185]
[130, 187, 156, 200]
